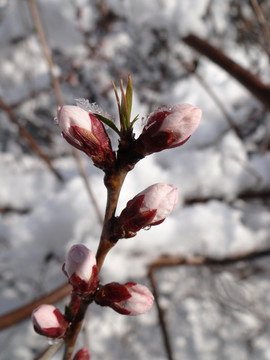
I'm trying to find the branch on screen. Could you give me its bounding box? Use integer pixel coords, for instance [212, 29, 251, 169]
[0, 283, 71, 331]
[182, 34, 270, 108]
[0, 96, 64, 182]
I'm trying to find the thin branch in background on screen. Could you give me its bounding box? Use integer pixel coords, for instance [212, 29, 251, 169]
[0, 283, 72, 331]
[35, 340, 64, 360]
[28, 0, 64, 106]
[182, 34, 270, 109]
[72, 149, 103, 223]
[148, 269, 174, 360]
[28, 0, 103, 224]
[0, 96, 64, 182]
[250, 0, 270, 53]
[176, 55, 242, 139]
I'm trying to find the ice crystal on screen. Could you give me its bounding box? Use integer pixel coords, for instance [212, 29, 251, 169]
[75, 98, 114, 122]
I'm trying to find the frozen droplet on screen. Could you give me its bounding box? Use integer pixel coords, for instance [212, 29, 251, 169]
[143, 225, 151, 231]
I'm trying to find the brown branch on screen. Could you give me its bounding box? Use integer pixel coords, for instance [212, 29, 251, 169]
[0, 97, 64, 182]
[28, 0, 64, 106]
[182, 34, 270, 108]
[147, 247, 270, 360]
[148, 270, 175, 360]
[28, 0, 103, 224]
[0, 283, 71, 331]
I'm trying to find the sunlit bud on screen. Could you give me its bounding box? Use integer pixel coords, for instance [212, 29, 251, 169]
[73, 347, 90, 360]
[56, 105, 115, 171]
[63, 244, 99, 295]
[135, 104, 201, 155]
[95, 282, 154, 316]
[118, 183, 178, 235]
[32, 304, 68, 338]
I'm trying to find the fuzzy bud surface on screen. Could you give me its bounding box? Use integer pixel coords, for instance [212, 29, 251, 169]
[32, 304, 68, 338]
[73, 347, 90, 360]
[56, 105, 115, 171]
[95, 282, 154, 315]
[118, 183, 178, 234]
[63, 244, 99, 294]
[135, 103, 201, 155]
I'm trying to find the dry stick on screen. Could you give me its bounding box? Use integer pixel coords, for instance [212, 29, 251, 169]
[250, 0, 270, 52]
[0, 283, 72, 331]
[182, 34, 270, 109]
[148, 270, 174, 360]
[177, 56, 242, 138]
[148, 247, 270, 360]
[29, 0, 103, 224]
[0, 97, 64, 182]
[28, 0, 64, 106]
[34, 340, 64, 360]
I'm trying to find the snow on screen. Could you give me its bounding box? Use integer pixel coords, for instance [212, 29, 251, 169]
[0, 0, 270, 359]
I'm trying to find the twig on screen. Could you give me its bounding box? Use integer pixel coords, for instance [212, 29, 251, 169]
[176, 56, 242, 138]
[182, 34, 270, 108]
[72, 149, 103, 224]
[0, 283, 72, 331]
[28, 0, 103, 223]
[0, 97, 64, 182]
[35, 340, 64, 360]
[250, 0, 270, 52]
[28, 0, 64, 106]
[148, 269, 174, 360]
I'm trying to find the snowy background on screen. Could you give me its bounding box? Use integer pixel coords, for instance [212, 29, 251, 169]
[0, 0, 270, 359]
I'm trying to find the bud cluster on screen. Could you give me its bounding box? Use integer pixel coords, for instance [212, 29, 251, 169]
[32, 76, 201, 358]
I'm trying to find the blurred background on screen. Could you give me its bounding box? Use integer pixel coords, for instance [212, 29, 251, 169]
[0, 0, 270, 359]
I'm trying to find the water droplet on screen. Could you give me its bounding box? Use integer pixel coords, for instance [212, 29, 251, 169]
[143, 225, 151, 231]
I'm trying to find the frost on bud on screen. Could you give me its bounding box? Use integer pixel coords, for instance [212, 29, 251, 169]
[63, 244, 99, 295]
[95, 282, 154, 316]
[32, 304, 68, 338]
[73, 347, 90, 360]
[117, 183, 178, 235]
[135, 104, 201, 155]
[56, 105, 115, 171]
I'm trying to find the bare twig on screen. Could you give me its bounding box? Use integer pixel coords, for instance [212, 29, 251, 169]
[28, 0, 64, 106]
[183, 34, 270, 108]
[0, 97, 64, 182]
[0, 283, 71, 331]
[35, 340, 64, 360]
[28, 0, 103, 223]
[148, 269, 174, 360]
[250, 0, 270, 51]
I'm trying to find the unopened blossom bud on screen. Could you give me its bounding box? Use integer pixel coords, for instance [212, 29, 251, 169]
[32, 304, 68, 338]
[56, 105, 115, 171]
[135, 104, 201, 155]
[73, 347, 90, 360]
[95, 282, 154, 315]
[117, 183, 178, 235]
[63, 244, 99, 295]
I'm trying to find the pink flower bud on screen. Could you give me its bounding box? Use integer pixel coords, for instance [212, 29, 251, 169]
[135, 104, 201, 155]
[95, 282, 154, 316]
[73, 347, 90, 360]
[63, 244, 99, 294]
[32, 304, 68, 338]
[118, 183, 178, 234]
[56, 105, 115, 171]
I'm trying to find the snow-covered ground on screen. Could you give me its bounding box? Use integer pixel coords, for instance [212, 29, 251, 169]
[0, 0, 270, 359]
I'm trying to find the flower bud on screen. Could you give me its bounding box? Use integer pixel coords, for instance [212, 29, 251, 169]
[73, 347, 90, 360]
[32, 304, 68, 338]
[63, 244, 99, 295]
[118, 183, 178, 234]
[135, 104, 201, 155]
[56, 105, 115, 171]
[95, 282, 154, 316]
